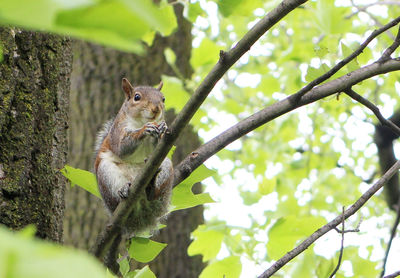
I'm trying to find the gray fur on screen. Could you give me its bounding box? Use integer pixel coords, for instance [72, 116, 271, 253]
[94, 93, 172, 237]
[94, 119, 114, 155]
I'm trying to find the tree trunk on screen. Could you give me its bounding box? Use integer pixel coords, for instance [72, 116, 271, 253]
[0, 28, 72, 242]
[64, 4, 204, 276]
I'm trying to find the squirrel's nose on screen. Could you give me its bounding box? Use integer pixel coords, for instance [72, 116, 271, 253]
[152, 106, 160, 115]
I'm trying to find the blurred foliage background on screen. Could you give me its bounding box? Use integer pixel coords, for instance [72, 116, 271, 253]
[1, 0, 400, 277]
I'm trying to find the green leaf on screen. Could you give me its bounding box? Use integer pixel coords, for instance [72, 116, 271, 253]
[161, 75, 189, 112]
[60, 165, 101, 199]
[0, 0, 177, 53]
[341, 42, 359, 71]
[18, 225, 37, 238]
[200, 256, 242, 278]
[130, 265, 156, 278]
[315, 256, 335, 278]
[241, 191, 261, 206]
[314, 44, 329, 58]
[188, 225, 224, 262]
[191, 38, 221, 69]
[0, 226, 106, 278]
[258, 75, 281, 95]
[305, 63, 330, 82]
[267, 215, 327, 260]
[187, 1, 204, 22]
[345, 246, 380, 277]
[119, 257, 130, 276]
[258, 177, 276, 195]
[314, 0, 351, 34]
[167, 145, 176, 160]
[121, 0, 177, 36]
[216, 0, 245, 17]
[164, 48, 176, 68]
[128, 237, 167, 263]
[171, 165, 216, 211]
[215, 0, 263, 17]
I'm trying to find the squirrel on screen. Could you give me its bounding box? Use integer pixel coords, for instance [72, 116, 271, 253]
[94, 77, 173, 235]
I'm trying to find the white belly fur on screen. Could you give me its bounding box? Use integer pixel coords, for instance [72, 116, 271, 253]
[98, 136, 155, 197]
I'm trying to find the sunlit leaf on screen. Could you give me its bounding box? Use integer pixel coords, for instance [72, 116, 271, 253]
[188, 225, 224, 262]
[258, 177, 276, 195]
[267, 215, 327, 260]
[130, 265, 156, 278]
[0, 226, 106, 278]
[341, 42, 359, 71]
[128, 237, 167, 263]
[171, 165, 216, 211]
[0, 0, 177, 53]
[161, 75, 189, 112]
[199, 256, 242, 278]
[60, 165, 101, 198]
[191, 38, 221, 69]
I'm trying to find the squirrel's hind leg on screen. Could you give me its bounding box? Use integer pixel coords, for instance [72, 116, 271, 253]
[97, 158, 130, 212]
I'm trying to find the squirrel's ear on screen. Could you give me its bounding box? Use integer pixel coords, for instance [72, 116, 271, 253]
[156, 80, 163, 91]
[122, 78, 134, 99]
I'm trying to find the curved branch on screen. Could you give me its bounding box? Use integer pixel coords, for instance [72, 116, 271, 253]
[384, 270, 400, 278]
[174, 58, 400, 186]
[258, 160, 400, 278]
[329, 207, 345, 278]
[344, 88, 400, 136]
[295, 16, 400, 99]
[92, 0, 308, 259]
[380, 202, 400, 277]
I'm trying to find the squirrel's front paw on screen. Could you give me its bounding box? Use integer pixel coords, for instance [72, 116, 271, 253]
[118, 182, 131, 199]
[144, 123, 161, 138]
[158, 121, 168, 136]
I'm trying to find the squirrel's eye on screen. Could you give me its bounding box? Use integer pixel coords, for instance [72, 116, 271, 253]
[134, 93, 141, 101]
[162, 97, 165, 103]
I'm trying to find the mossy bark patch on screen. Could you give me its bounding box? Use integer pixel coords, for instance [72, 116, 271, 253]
[0, 28, 72, 242]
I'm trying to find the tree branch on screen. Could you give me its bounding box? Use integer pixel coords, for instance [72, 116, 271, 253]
[296, 16, 400, 99]
[329, 207, 345, 278]
[92, 0, 308, 260]
[174, 58, 400, 186]
[378, 25, 400, 62]
[173, 16, 400, 185]
[384, 270, 400, 278]
[380, 201, 400, 277]
[344, 88, 400, 136]
[258, 160, 400, 278]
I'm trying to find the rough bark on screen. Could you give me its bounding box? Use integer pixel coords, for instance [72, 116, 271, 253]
[0, 28, 71, 242]
[64, 4, 204, 276]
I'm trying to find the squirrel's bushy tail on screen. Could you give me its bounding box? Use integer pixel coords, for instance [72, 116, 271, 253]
[94, 119, 114, 155]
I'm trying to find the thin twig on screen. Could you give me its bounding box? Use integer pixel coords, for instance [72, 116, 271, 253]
[356, 1, 400, 9]
[92, 0, 308, 260]
[344, 88, 400, 136]
[384, 270, 400, 278]
[333, 214, 362, 233]
[380, 201, 400, 277]
[258, 160, 400, 278]
[347, 1, 396, 41]
[329, 207, 346, 278]
[379, 25, 400, 62]
[294, 16, 400, 99]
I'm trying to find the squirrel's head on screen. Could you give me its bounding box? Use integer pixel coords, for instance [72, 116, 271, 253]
[121, 78, 165, 124]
